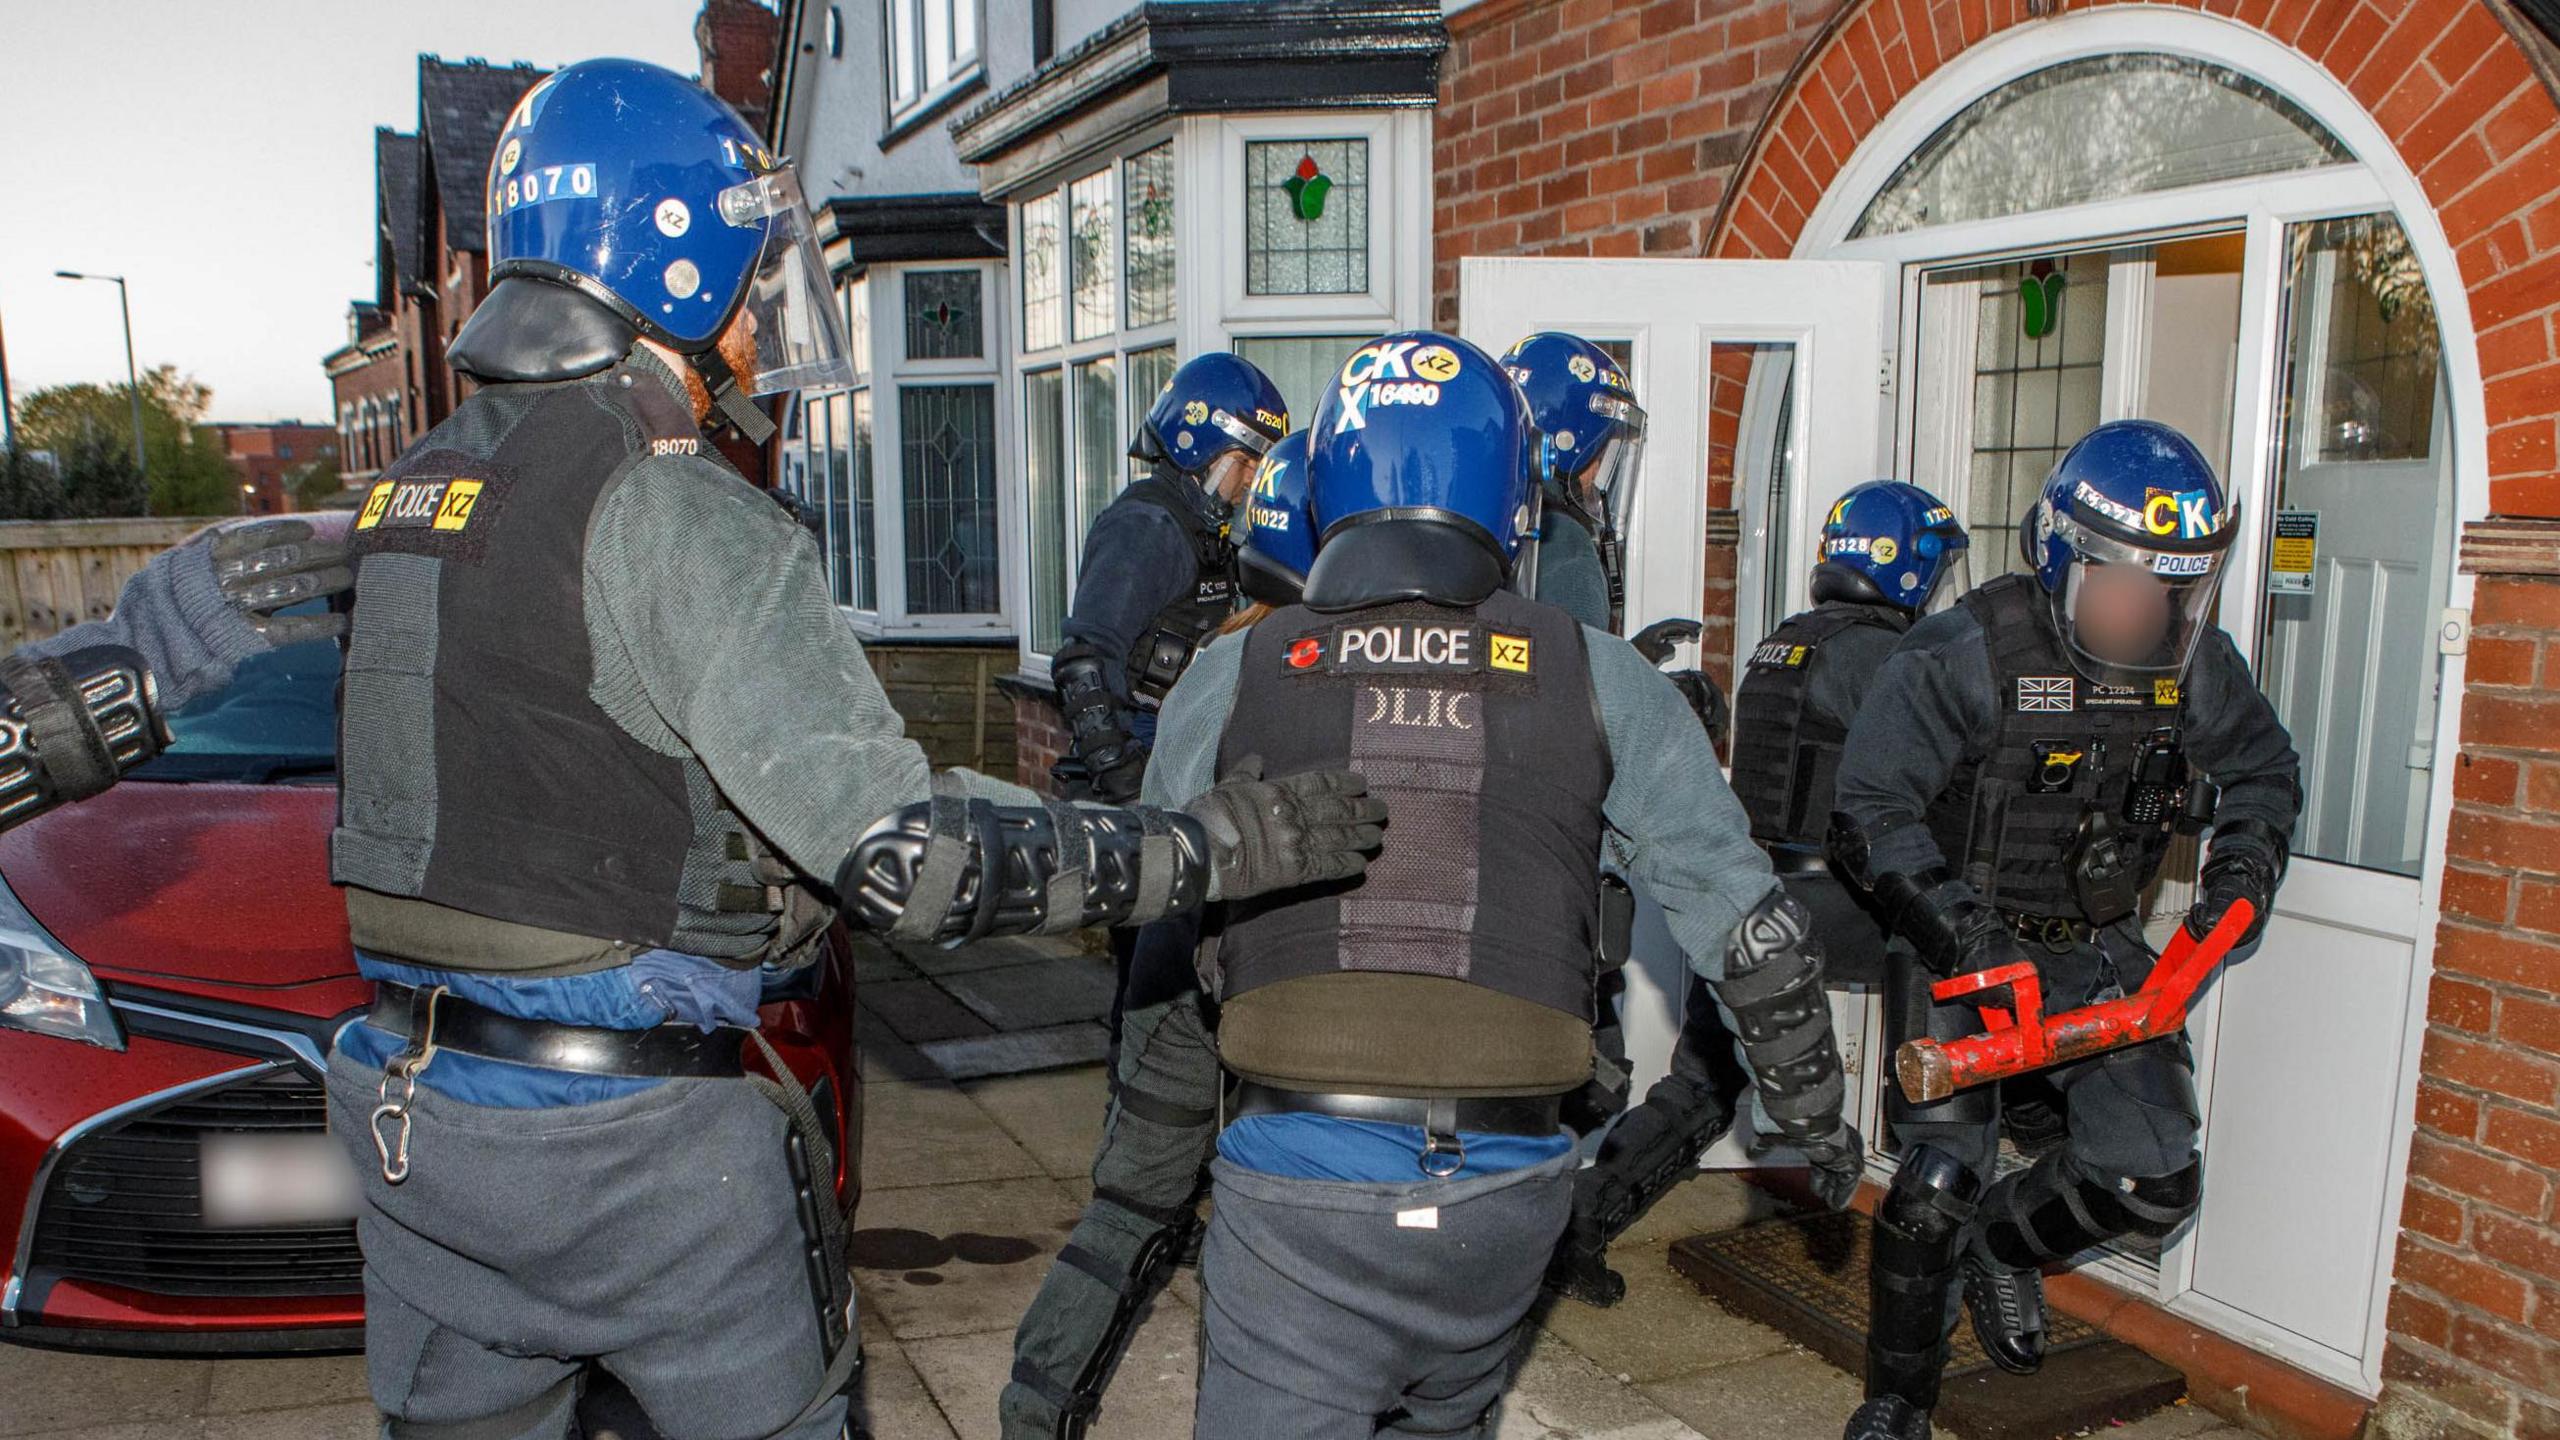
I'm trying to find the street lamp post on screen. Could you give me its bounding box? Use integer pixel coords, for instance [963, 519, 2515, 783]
[55, 270, 148, 514]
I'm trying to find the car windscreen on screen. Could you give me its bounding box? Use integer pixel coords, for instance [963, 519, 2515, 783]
[128, 600, 339, 784]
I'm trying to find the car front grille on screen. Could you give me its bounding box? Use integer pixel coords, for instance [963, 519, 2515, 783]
[25, 1070, 363, 1297]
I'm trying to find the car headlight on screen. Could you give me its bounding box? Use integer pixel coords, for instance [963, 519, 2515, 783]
[0, 873, 123, 1050]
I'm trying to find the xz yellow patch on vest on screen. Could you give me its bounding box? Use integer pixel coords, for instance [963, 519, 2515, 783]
[1748, 639, 1811, 669]
[357, 477, 484, 533]
[1488, 632, 1532, 674]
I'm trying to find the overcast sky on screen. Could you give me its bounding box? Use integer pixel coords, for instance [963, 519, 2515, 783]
[0, 0, 714, 426]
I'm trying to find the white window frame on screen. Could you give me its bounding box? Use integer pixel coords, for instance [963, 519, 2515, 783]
[883, 0, 982, 128]
[1011, 129, 1182, 675]
[818, 258, 1012, 640]
[1002, 110, 1437, 680]
[1206, 109, 1429, 331]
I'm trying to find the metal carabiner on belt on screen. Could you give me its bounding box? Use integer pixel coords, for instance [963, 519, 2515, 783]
[371, 985, 447, 1184]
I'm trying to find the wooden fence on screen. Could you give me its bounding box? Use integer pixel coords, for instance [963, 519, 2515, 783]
[0, 518, 215, 649]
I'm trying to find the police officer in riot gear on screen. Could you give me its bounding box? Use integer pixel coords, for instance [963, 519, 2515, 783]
[999, 428, 1318, 1440]
[1832, 421, 2298, 1440]
[312, 60, 1381, 1440]
[1732, 481, 1970, 986]
[1052, 353, 1288, 803]
[1143, 331, 1858, 1438]
[0, 520, 350, 831]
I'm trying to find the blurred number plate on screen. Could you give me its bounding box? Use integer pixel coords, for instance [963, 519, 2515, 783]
[200, 1133, 360, 1227]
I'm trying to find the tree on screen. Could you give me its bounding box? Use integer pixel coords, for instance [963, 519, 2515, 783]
[287, 453, 341, 511]
[16, 366, 239, 517]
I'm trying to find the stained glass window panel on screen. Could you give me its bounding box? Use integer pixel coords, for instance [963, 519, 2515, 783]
[1021, 192, 1063, 352]
[904, 269, 983, 360]
[1856, 55, 2352, 237]
[1125, 145, 1176, 329]
[900, 384, 1001, 615]
[1246, 139, 1369, 296]
[1070, 169, 1118, 342]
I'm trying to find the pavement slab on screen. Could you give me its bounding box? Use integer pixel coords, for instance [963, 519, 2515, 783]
[861, 1079, 1048, 1190]
[961, 1066, 1111, 1180]
[852, 1176, 1084, 1342]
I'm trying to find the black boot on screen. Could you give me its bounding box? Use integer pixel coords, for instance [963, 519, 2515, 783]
[1960, 1251, 2048, 1375]
[1844, 1394, 1931, 1440]
[1862, 1147, 1979, 1419]
[1967, 1148, 2206, 1377]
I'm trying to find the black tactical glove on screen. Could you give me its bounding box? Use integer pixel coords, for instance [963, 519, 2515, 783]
[210, 519, 352, 645]
[1666, 669, 1730, 749]
[2186, 819, 2287, 946]
[1872, 868, 2022, 981]
[1090, 743, 1149, 804]
[1184, 756, 1387, 901]
[1786, 1116, 1867, 1213]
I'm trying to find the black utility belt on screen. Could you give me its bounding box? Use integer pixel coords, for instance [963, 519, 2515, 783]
[2001, 911, 2100, 951]
[1232, 1082, 1563, 1138]
[1766, 846, 1831, 878]
[367, 981, 749, 1079]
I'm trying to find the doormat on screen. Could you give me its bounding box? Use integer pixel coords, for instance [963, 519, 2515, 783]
[1667, 1210, 2187, 1440]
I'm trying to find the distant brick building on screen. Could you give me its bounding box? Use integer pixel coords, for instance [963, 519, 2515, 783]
[318, 7, 786, 502]
[209, 421, 338, 515]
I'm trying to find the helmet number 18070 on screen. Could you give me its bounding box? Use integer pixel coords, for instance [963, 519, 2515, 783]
[494, 163, 598, 215]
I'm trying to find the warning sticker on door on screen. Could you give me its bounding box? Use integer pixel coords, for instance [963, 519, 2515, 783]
[2268, 509, 2318, 596]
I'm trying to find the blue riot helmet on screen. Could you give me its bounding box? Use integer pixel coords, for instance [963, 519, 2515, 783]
[2025, 419, 2239, 687]
[1813, 481, 1969, 613]
[447, 59, 852, 440]
[1302, 332, 1538, 612]
[1131, 353, 1290, 478]
[1502, 332, 1647, 544]
[1239, 431, 1315, 607]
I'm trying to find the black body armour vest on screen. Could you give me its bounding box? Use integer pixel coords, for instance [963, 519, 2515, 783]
[1924, 575, 2188, 921]
[332, 364, 805, 974]
[1117, 475, 1237, 704]
[1730, 601, 1908, 848]
[1213, 590, 1611, 1096]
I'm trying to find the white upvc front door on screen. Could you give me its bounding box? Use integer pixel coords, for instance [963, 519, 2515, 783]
[1459, 254, 1891, 1160]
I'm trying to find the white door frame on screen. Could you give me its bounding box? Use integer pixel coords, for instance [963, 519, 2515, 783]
[1779, 7, 2488, 1394]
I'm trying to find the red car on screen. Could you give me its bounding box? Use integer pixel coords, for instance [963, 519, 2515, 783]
[0, 519, 861, 1354]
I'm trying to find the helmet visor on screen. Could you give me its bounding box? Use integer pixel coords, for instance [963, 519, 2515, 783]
[719, 167, 855, 397]
[2049, 551, 2225, 686]
[1923, 548, 1972, 614]
[1577, 393, 1646, 541]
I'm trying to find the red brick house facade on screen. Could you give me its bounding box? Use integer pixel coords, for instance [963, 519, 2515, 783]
[1430, 1, 2560, 1434]
[209, 421, 337, 515]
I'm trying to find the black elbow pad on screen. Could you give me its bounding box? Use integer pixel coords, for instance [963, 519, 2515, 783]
[0, 646, 170, 831]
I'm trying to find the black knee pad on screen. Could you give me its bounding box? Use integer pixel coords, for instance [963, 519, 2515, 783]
[1878, 1145, 1979, 1248]
[2102, 1157, 2202, 1239]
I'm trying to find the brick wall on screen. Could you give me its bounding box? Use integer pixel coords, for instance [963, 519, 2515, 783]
[2379, 566, 2560, 1439]
[866, 642, 1018, 775]
[1430, 0, 1844, 333]
[1012, 691, 1071, 796]
[1672, 0, 2560, 1431]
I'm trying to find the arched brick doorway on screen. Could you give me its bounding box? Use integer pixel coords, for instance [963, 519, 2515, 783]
[1695, 3, 2560, 1431]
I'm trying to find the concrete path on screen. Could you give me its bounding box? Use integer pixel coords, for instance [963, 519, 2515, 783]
[0, 935, 2252, 1438]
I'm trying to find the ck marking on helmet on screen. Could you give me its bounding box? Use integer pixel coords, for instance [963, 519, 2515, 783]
[2143, 487, 2218, 540]
[490, 163, 597, 216]
[357, 478, 483, 533]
